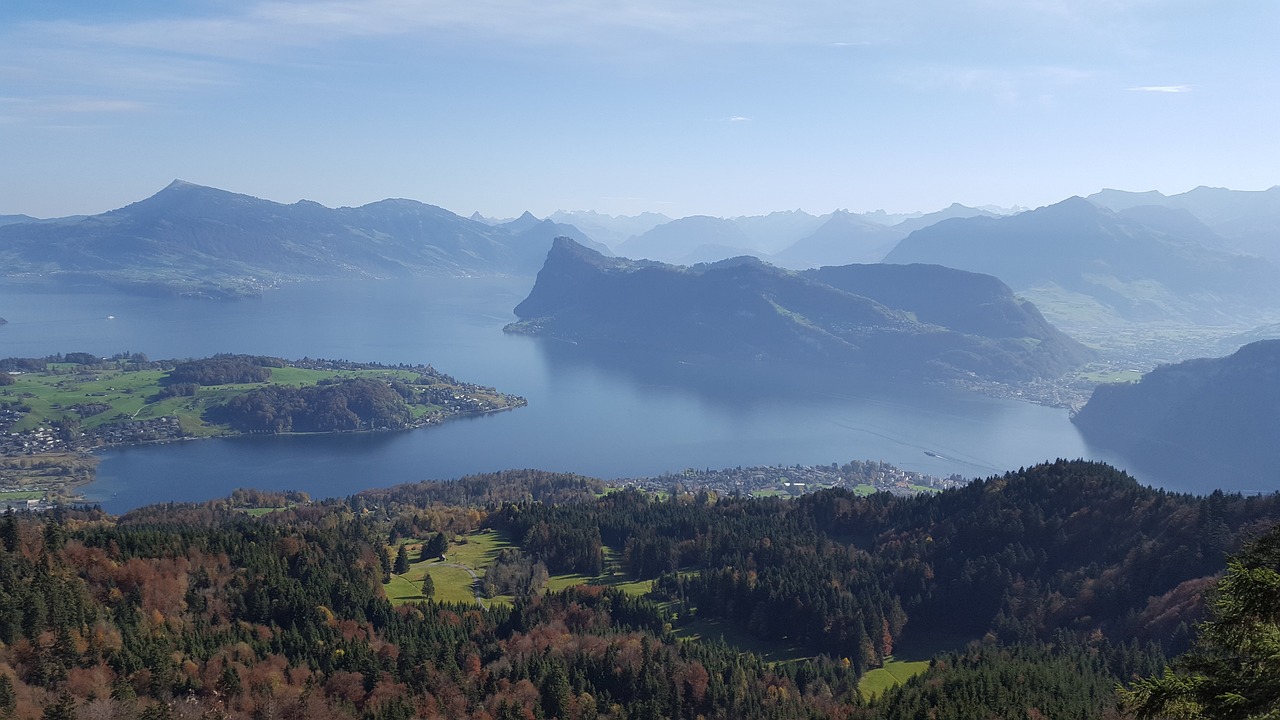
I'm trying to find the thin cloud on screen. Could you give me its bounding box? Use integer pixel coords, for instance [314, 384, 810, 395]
[48, 98, 148, 113]
[15, 0, 816, 58]
[1128, 84, 1191, 93]
[727, 116, 752, 122]
[0, 95, 148, 126]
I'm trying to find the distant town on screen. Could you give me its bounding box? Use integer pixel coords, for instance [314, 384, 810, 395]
[619, 458, 966, 498]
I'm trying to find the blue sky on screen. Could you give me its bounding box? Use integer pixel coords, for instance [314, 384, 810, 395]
[2, 0, 1277, 219]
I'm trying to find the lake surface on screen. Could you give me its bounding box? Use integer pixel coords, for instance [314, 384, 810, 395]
[0, 277, 1185, 512]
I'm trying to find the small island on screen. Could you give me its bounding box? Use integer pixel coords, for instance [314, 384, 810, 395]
[0, 352, 526, 503]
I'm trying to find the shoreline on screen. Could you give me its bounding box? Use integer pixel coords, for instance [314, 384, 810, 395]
[7, 402, 528, 506]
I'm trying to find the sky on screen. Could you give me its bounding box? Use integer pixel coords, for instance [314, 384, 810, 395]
[2, 0, 1278, 220]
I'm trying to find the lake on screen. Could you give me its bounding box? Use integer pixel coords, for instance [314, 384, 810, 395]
[0, 277, 1173, 512]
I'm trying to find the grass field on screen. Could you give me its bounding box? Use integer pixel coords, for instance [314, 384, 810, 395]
[0, 490, 44, 500]
[239, 506, 290, 516]
[858, 657, 931, 700]
[385, 529, 515, 607]
[385, 529, 658, 607]
[1079, 369, 1144, 384]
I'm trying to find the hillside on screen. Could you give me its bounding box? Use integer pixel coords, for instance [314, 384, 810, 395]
[883, 197, 1280, 327]
[1073, 339, 1280, 491]
[0, 181, 598, 297]
[0, 460, 1271, 718]
[507, 238, 1091, 384]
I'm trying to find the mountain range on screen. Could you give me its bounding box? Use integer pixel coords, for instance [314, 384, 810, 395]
[1089, 185, 1280, 262]
[0, 181, 605, 297]
[5, 181, 1278, 337]
[506, 238, 1092, 384]
[884, 197, 1280, 327]
[610, 204, 1005, 268]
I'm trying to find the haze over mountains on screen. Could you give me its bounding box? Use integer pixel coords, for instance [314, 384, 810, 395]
[1089, 185, 1280, 262]
[4, 181, 1279, 347]
[0, 181, 602, 297]
[884, 196, 1280, 328]
[608, 204, 1006, 268]
[506, 238, 1092, 384]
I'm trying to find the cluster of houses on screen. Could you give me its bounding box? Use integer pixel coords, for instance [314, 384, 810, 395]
[419, 387, 521, 415]
[81, 416, 186, 446]
[0, 425, 65, 455]
[1, 496, 56, 512]
[622, 461, 967, 498]
[1, 416, 186, 458]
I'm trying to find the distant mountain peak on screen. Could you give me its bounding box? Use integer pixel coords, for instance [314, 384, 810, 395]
[548, 236, 610, 264]
[1042, 195, 1093, 211]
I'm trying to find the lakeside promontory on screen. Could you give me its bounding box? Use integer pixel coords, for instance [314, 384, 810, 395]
[507, 238, 1093, 386]
[0, 352, 526, 501]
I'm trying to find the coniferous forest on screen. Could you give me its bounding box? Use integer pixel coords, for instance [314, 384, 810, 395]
[0, 461, 1276, 718]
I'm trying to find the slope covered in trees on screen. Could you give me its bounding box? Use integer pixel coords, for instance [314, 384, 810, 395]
[0, 461, 1272, 718]
[1121, 522, 1280, 719]
[1074, 339, 1280, 493]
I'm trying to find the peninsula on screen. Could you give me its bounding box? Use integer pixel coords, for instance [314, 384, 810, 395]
[0, 352, 526, 501]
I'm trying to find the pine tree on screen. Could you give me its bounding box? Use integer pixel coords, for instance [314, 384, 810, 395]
[0, 509, 16, 553]
[421, 571, 435, 599]
[394, 545, 410, 575]
[0, 673, 14, 715]
[218, 661, 243, 698]
[41, 692, 75, 720]
[1121, 524, 1280, 719]
[421, 532, 448, 561]
[379, 545, 392, 583]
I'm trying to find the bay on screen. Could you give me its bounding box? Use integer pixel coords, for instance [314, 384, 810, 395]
[2, 277, 1143, 512]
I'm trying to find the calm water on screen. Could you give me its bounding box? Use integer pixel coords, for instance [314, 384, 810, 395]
[0, 277, 1174, 512]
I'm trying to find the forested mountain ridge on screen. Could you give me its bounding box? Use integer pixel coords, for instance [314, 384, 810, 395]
[1074, 339, 1280, 489]
[507, 238, 1092, 383]
[0, 460, 1271, 718]
[0, 181, 603, 298]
